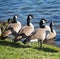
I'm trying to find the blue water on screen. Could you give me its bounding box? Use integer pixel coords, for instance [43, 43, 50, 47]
[0, 0, 60, 47]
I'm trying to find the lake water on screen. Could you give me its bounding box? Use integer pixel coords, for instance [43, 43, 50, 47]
[0, 0, 60, 47]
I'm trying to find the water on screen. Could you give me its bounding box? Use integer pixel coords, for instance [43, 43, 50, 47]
[0, 0, 60, 47]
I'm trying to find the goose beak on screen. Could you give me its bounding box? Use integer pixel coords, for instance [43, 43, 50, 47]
[44, 19, 47, 22]
[32, 15, 33, 18]
[43, 19, 47, 24]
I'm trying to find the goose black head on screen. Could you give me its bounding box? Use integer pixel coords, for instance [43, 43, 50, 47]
[27, 14, 33, 26]
[28, 14, 33, 19]
[39, 18, 47, 28]
[12, 15, 18, 23]
[41, 18, 47, 24]
[50, 21, 54, 32]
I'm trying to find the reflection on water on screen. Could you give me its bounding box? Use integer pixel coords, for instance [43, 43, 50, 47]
[55, 41, 60, 47]
[0, 0, 60, 47]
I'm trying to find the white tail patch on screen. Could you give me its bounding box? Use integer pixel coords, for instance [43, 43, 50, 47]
[30, 39, 38, 42]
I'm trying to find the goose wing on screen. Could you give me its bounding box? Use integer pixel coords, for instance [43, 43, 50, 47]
[2, 30, 12, 37]
[7, 23, 21, 33]
[20, 26, 34, 36]
[30, 29, 46, 40]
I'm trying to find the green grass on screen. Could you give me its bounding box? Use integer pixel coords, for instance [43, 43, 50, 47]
[0, 39, 60, 59]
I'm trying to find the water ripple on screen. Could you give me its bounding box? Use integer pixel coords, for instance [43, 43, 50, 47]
[0, 0, 60, 47]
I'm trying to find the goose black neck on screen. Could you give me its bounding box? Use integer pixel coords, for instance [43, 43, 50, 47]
[27, 16, 30, 26]
[39, 21, 45, 28]
[13, 16, 17, 23]
[50, 23, 53, 32]
[8, 19, 12, 23]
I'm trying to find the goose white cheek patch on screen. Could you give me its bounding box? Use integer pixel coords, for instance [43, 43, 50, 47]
[52, 22, 54, 26]
[15, 16, 18, 19]
[30, 39, 38, 42]
[42, 20, 46, 24]
[29, 16, 32, 19]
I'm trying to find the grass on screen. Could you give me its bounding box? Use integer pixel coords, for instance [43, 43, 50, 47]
[0, 39, 60, 59]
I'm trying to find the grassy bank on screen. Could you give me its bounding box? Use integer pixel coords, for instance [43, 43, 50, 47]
[0, 39, 60, 59]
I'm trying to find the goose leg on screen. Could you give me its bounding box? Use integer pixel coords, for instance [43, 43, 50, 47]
[38, 40, 42, 49]
[38, 40, 39, 47]
[40, 40, 43, 49]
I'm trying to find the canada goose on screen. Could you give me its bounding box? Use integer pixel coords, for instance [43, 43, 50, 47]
[23, 18, 50, 48]
[13, 14, 34, 42]
[7, 15, 22, 33]
[12, 15, 17, 23]
[1, 15, 22, 40]
[46, 22, 56, 40]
